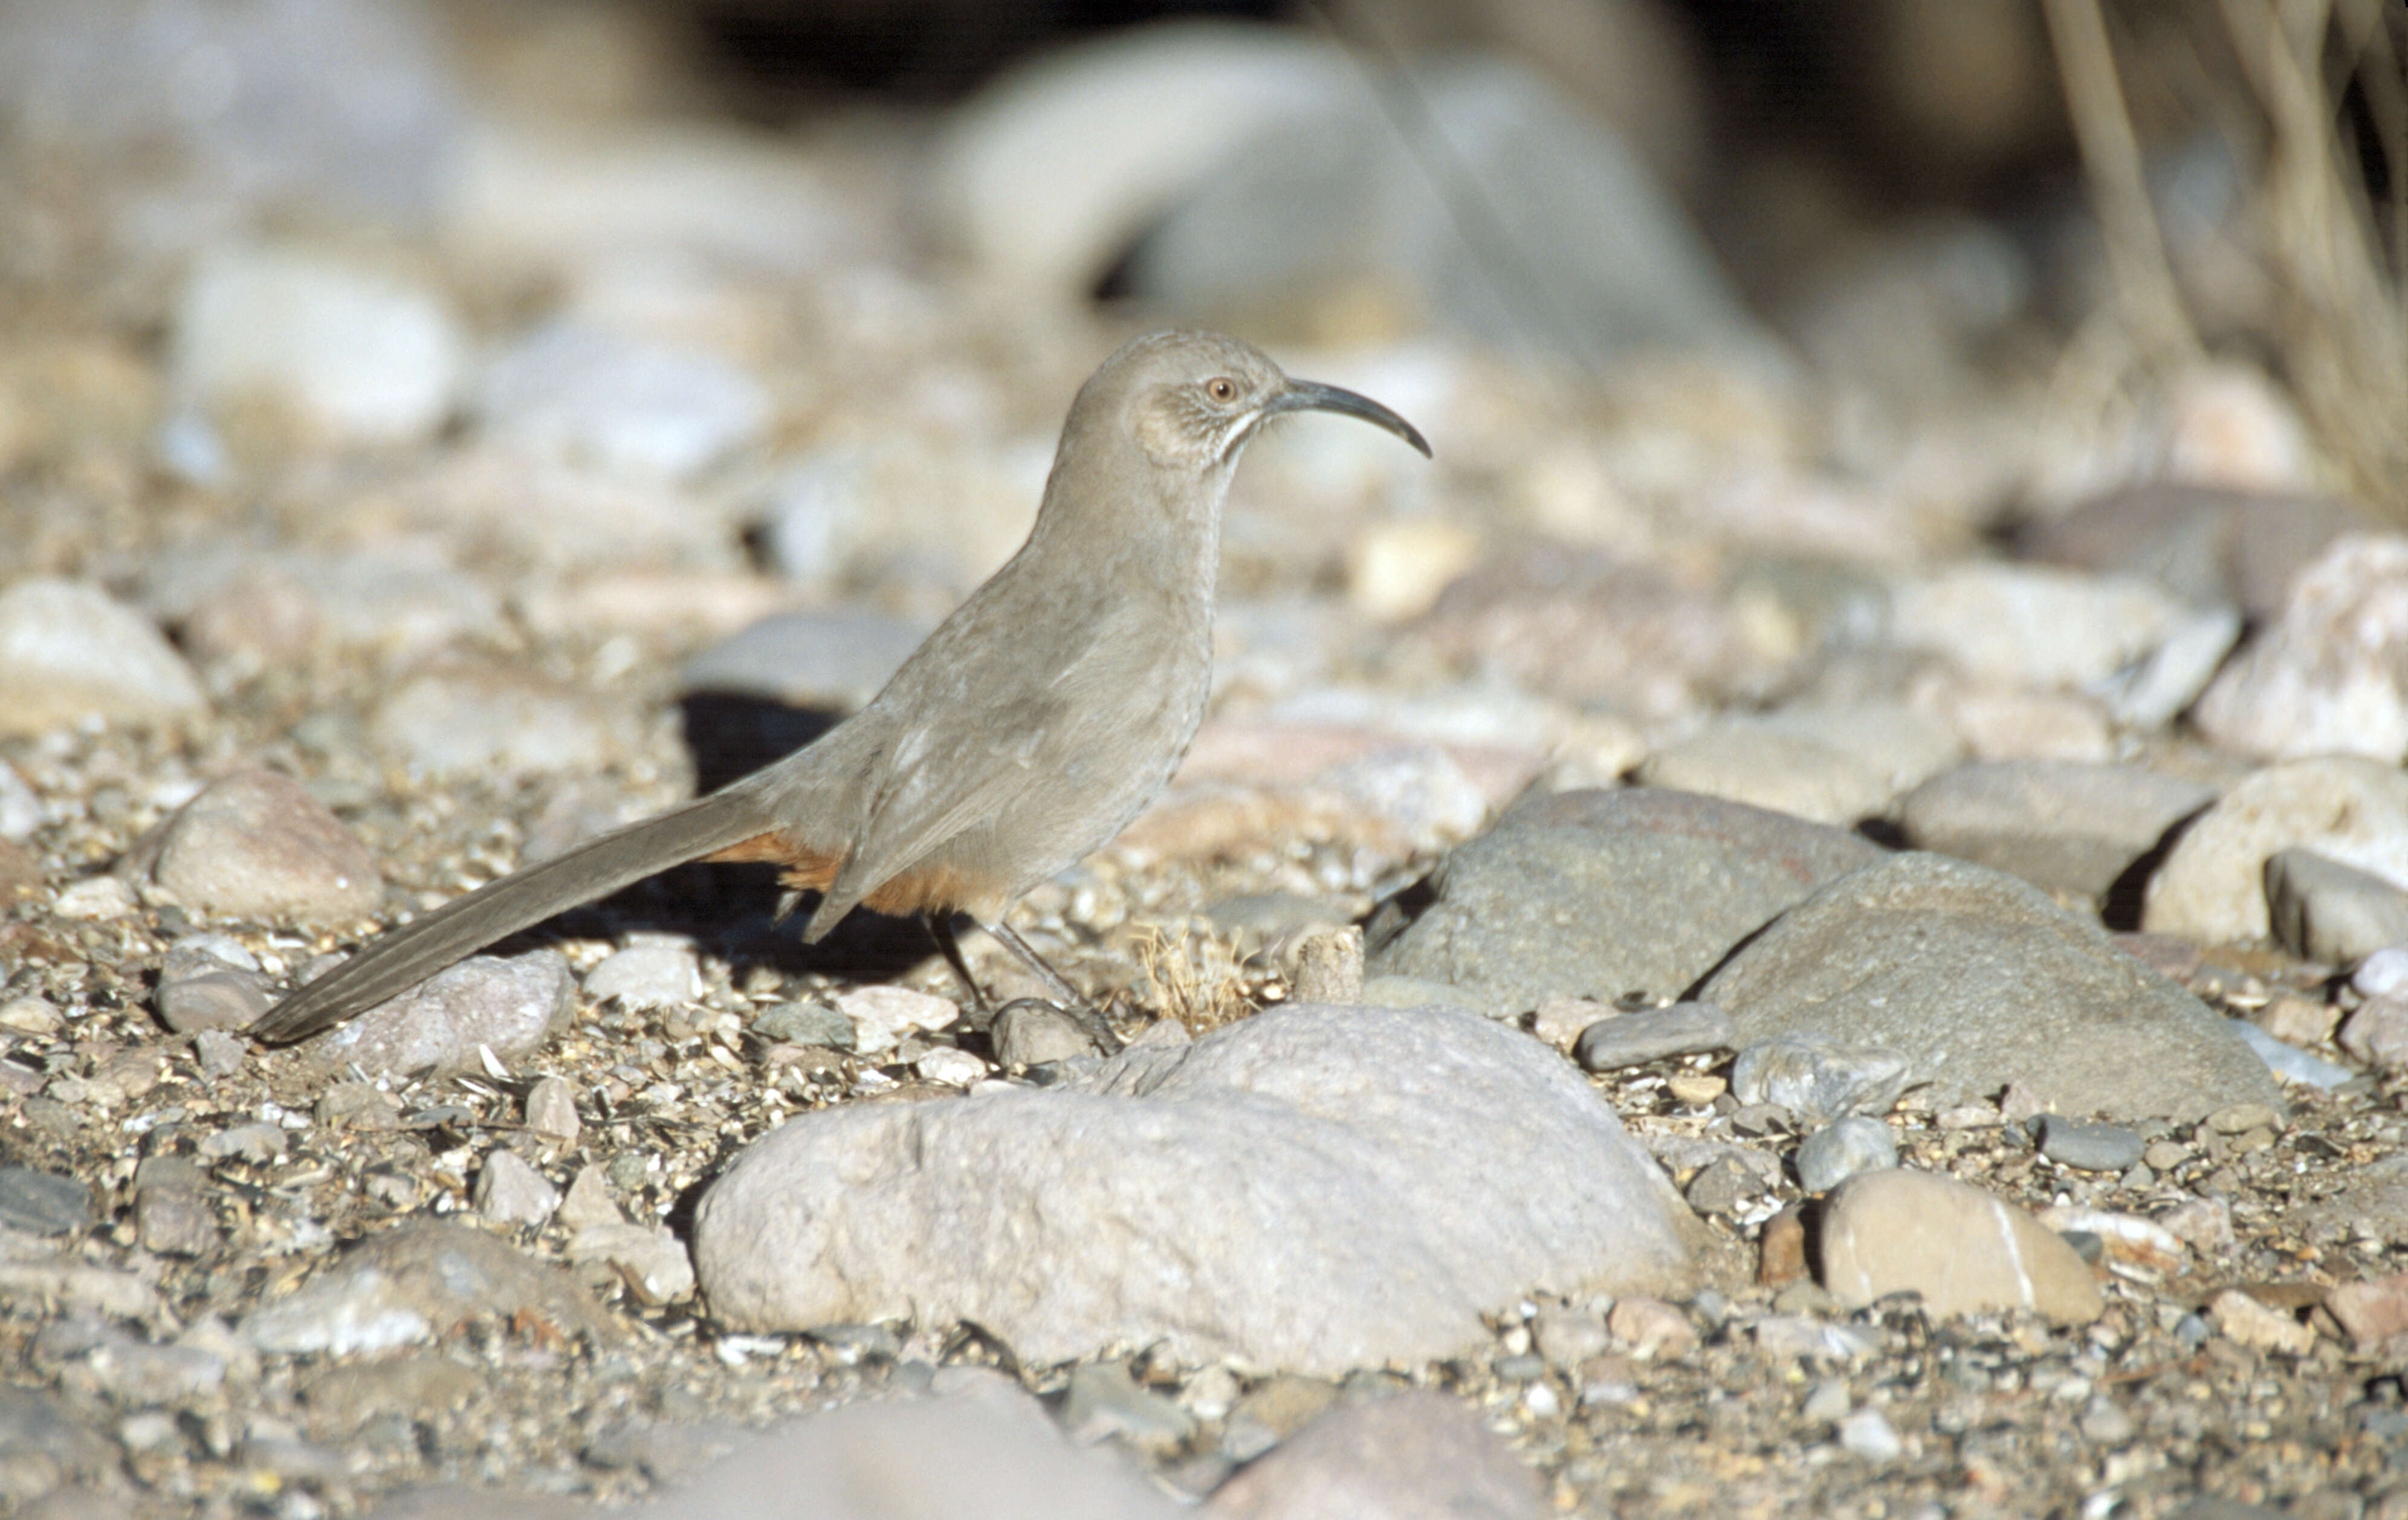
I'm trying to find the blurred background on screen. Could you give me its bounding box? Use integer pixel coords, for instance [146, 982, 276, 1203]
[0, 0, 2400, 810]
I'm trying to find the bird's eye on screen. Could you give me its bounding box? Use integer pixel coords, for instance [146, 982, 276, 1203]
[1205, 377, 1238, 404]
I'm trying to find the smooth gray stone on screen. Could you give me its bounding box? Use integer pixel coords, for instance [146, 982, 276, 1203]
[2229, 1019, 2354, 1091]
[695, 1003, 1701, 1374]
[1367, 787, 1882, 1019]
[0, 1168, 91, 1235]
[1573, 1002, 1735, 1070]
[2267, 847, 2408, 966]
[1897, 760, 2215, 897]
[2034, 1116, 2144, 1173]
[1703, 852, 2282, 1121]
[1729, 1037, 1912, 1126]
[1794, 1117, 1899, 1193]
[288, 948, 575, 1081]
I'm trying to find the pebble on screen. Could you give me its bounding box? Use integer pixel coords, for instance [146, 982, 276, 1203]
[243, 1220, 618, 1356]
[834, 985, 958, 1056]
[288, 948, 575, 1081]
[36, 1319, 229, 1406]
[1731, 1036, 1914, 1125]
[132, 1158, 218, 1256]
[695, 1004, 1696, 1374]
[192, 1029, 247, 1081]
[1207, 1389, 1544, 1520]
[2144, 755, 2408, 945]
[0, 1169, 92, 1237]
[2266, 847, 2408, 966]
[2035, 1116, 2146, 1172]
[0, 760, 42, 840]
[2026, 482, 2380, 620]
[155, 942, 274, 1033]
[914, 1047, 989, 1086]
[1532, 1305, 1611, 1368]
[2358, 947, 2408, 999]
[584, 940, 701, 1009]
[1685, 1156, 1761, 1216]
[1286, 924, 1365, 1004]
[991, 1003, 1095, 1069]
[524, 1076, 580, 1143]
[752, 1001, 855, 1050]
[1795, 1116, 1900, 1192]
[2206, 1289, 2314, 1356]
[148, 769, 383, 923]
[2205, 1102, 2282, 1135]
[475, 1150, 562, 1226]
[1606, 1296, 1697, 1360]
[1706, 852, 2281, 1120]
[1060, 1361, 1195, 1455]
[2230, 1019, 2354, 1089]
[2324, 1269, 2408, 1348]
[476, 320, 770, 481]
[371, 667, 620, 780]
[1896, 759, 2216, 898]
[557, 1166, 623, 1231]
[1368, 787, 1880, 1020]
[1634, 725, 1894, 826]
[1839, 1408, 1905, 1463]
[1574, 1001, 1735, 1070]
[0, 577, 207, 738]
[2193, 534, 2408, 762]
[1745, 701, 1967, 794]
[1889, 563, 2187, 690]
[1819, 1168, 2102, 1324]
[199, 1123, 287, 1164]
[566, 1221, 696, 1305]
[172, 242, 466, 444]
[50, 875, 135, 920]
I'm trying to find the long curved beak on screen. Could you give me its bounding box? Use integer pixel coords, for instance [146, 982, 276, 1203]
[1272, 378, 1433, 458]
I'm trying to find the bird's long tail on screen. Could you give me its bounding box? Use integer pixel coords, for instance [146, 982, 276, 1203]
[248, 789, 775, 1044]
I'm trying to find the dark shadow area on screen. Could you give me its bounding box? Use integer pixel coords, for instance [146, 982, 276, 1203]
[677, 691, 842, 795]
[1853, 816, 1909, 852]
[2100, 804, 2212, 933]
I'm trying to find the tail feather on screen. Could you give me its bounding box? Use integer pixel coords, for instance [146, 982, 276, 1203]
[249, 790, 774, 1044]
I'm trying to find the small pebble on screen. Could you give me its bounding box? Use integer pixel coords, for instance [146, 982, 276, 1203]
[2035, 1116, 2145, 1172]
[1574, 1002, 1734, 1070]
[584, 940, 701, 1010]
[992, 1002, 1096, 1069]
[475, 1150, 562, 1227]
[1839, 1407, 1903, 1462]
[2205, 1103, 2283, 1135]
[525, 1076, 581, 1142]
[1730, 1036, 1912, 1125]
[2356, 946, 2408, 1000]
[557, 1165, 624, 1231]
[1796, 1116, 1899, 1192]
[914, 1046, 989, 1086]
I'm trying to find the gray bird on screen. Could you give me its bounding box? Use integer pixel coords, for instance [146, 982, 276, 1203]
[251, 329, 1431, 1044]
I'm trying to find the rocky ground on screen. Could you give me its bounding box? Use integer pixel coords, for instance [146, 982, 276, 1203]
[4, 2, 2408, 1519]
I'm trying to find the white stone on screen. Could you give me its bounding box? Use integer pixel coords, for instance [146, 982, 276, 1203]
[476, 321, 769, 481]
[172, 244, 465, 444]
[835, 985, 959, 1056]
[583, 941, 701, 1010]
[694, 1003, 1698, 1374]
[1890, 564, 2186, 690]
[2193, 535, 2408, 762]
[2144, 755, 2408, 944]
[0, 578, 206, 738]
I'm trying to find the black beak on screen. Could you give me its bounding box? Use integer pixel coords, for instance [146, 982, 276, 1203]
[1272, 378, 1433, 458]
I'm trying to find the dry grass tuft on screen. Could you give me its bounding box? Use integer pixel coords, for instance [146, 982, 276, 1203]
[1128, 922, 1258, 1035]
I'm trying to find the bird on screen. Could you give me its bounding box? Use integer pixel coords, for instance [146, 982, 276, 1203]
[249, 329, 1431, 1044]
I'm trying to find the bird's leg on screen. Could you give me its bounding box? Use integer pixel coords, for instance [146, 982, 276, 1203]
[922, 912, 994, 1027]
[986, 919, 1122, 1053]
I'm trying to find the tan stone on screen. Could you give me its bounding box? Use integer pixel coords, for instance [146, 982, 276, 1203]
[1819, 1168, 2102, 1324]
